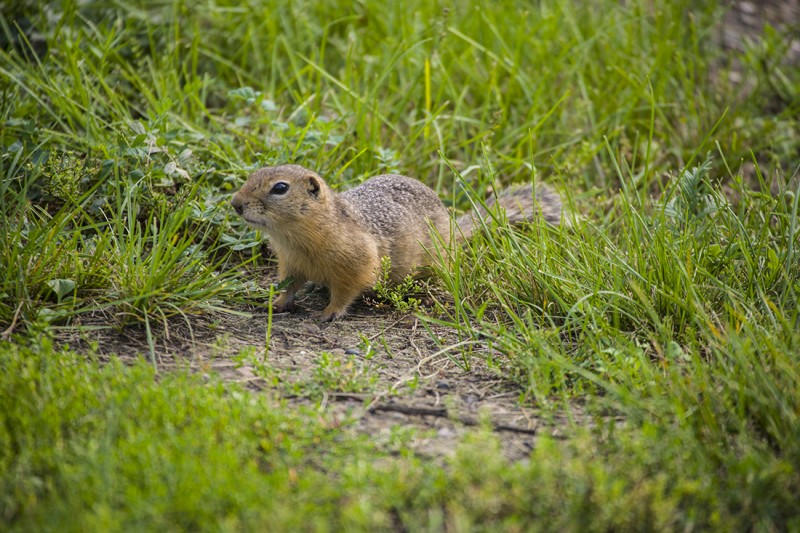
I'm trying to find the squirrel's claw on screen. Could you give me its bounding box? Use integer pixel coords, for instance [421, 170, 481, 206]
[319, 309, 347, 322]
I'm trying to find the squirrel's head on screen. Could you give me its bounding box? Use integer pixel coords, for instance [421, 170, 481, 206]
[231, 165, 329, 233]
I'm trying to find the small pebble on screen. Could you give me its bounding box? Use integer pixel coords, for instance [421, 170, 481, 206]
[344, 348, 360, 355]
[436, 381, 450, 390]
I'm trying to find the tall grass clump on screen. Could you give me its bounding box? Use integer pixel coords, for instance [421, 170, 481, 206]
[431, 147, 800, 526]
[2, 1, 748, 187]
[0, 150, 253, 339]
[434, 149, 798, 390]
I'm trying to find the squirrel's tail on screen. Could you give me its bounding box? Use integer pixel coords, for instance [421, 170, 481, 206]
[454, 184, 564, 241]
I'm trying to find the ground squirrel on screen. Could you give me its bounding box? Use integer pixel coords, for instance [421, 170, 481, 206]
[231, 164, 562, 321]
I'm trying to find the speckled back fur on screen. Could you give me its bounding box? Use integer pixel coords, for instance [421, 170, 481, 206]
[340, 174, 451, 282]
[342, 175, 448, 237]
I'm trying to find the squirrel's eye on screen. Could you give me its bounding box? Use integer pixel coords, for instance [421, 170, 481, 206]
[270, 182, 289, 195]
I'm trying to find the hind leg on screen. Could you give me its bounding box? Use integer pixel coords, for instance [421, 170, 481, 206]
[319, 283, 365, 321]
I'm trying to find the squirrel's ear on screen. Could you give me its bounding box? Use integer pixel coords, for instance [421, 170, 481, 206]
[306, 175, 322, 199]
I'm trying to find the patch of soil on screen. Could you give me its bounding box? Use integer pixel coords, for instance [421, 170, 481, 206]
[714, 0, 800, 108]
[58, 284, 595, 461]
[719, 0, 800, 66]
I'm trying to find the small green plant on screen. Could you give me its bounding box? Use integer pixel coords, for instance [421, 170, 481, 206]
[312, 351, 378, 395]
[232, 344, 281, 387]
[373, 256, 424, 313]
[357, 333, 378, 360]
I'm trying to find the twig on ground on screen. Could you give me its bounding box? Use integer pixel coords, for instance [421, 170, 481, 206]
[1, 301, 24, 341]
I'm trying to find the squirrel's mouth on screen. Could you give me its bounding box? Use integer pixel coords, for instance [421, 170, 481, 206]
[241, 215, 272, 232]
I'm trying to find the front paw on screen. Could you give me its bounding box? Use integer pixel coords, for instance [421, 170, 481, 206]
[272, 293, 294, 313]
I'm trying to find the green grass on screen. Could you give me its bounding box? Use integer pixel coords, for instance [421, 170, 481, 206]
[2, 0, 800, 529]
[4, 337, 798, 531]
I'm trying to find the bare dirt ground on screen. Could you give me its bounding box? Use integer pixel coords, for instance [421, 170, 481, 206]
[59, 280, 589, 461]
[719, 0, 799, 67]
[716, 0, 799, 110]
[55, 1, 797, 461]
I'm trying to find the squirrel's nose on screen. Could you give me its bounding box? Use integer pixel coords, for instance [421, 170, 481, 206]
[231, 194, 244, 215]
